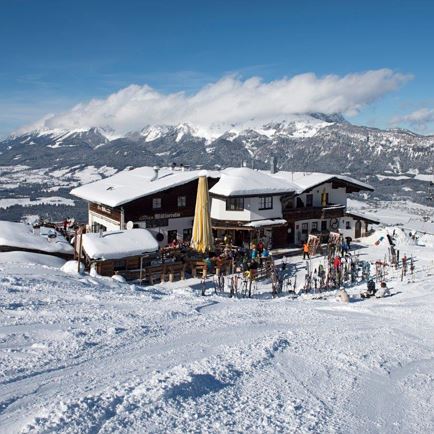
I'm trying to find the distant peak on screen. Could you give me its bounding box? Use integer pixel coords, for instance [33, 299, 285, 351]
[308, 112, 348, 123]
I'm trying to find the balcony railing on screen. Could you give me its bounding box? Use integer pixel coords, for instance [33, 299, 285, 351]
[283, 204, 346, 221]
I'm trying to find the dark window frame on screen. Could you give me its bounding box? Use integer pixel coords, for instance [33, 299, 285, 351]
[167, 230, 177, 243]
[177, 195, 186, 208]
[226, 197, 244, 211]
[152, 197, 162, 209]
[306, 194, 313, 207]
[183, 228, 192, 242]
[259, 196, 273, 210]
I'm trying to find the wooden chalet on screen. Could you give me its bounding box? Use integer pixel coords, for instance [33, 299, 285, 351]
[71, 165, 375, 256]
[71, 166, 219, 247]
[271, 172, 375, 244]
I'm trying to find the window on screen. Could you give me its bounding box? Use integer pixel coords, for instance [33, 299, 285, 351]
[346, 221, 351, 230]
[321, 220, 327, 231]
[301, 223, 308, 234]
[113, 260, 126, 271]
[152, 198, 161, 209]
[312, 222, 318, 230]
[92, 222, 107, 233]
[259, 196, 273, 210]
[306, 194, 313, 207]
[183, 228, 192, 242]
[226, 197, 244, 211]
[145, 218, 168, 228]
[177, 196, 186, 208]
[168, 230, 177, 244]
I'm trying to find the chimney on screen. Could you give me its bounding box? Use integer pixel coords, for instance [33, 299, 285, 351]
[270, 156, 277, 174]
[151, 166, 159, 181]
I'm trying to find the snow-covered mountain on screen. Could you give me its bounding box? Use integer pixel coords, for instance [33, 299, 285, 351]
[2, 114, 431, 174]
[0, 113, 432, 221]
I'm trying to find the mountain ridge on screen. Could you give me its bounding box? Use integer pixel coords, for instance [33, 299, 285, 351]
[0, 113, 432, 221]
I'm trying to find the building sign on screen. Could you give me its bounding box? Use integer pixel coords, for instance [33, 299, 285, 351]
[145, 218, 169, 228]
[138, 212, 181, 221]
[97, 204, 112, 215]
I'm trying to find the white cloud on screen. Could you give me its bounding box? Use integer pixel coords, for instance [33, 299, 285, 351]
[392, 108, 434, 130]
[21, 69, 411, 133]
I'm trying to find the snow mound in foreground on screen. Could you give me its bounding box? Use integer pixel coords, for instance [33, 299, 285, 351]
[61, 260, 85, 274]
[112, 274, 126, 283]
[0, 251, 66, 267]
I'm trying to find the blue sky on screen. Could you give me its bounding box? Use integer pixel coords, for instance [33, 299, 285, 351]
[1, 0, 434, 136]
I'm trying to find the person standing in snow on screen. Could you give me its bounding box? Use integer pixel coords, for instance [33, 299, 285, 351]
[303, 242, 310, 259]
[341, 240, 349, 255]
[257, 240, 264, 256]
[402, 254, 408, 276]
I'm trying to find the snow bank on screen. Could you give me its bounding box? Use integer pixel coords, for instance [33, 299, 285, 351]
[112, 274, 126, 283]
[81, 229, 158, 260]
[61, 260, 85, 274]
[0, 220, 73, 254]
[0, 251, 66, 267]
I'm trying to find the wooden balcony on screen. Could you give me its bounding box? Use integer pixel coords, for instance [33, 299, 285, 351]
[283, 204, 346, 222]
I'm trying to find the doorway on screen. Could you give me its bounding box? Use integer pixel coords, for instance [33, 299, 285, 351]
[355, 220, 362, 238]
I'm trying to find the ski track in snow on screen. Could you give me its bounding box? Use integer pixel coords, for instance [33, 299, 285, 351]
[0, 234, 434, 432]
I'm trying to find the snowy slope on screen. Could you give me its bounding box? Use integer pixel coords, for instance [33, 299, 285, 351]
[0, 220, 433, 432]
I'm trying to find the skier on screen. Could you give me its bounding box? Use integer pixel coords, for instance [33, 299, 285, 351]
[341, 240, 349, 255]
[361, 279, 376, 298]
[402, 254, 408, 276]
[375, 281, 390, 298]
[257, 240, 264, 256]
[303, 242, 310, 259]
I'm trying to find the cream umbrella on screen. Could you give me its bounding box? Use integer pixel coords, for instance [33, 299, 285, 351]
[191, 171, 214, 253]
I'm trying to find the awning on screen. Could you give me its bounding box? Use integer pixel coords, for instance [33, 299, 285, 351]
[243, 219, 287, 229]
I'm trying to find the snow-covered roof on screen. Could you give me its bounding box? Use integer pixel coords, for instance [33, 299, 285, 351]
[0, 221, 73, 254]
[70, 167, 221, 208]
[346, 211, 380, 224]
[244, 219, 287, 228]
[82, 229, 159, 260]
[209, 167, 299, 197]
[268, 171, 374, 193]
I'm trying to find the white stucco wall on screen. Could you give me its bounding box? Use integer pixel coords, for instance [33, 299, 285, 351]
[294, 216, 370, 244]
[294, 218, 328, 244]
[210, 196, 283, 222]
[134, 216, 193, 247]
[296, 183, 347, 208]
[88, 211, 121, 232]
